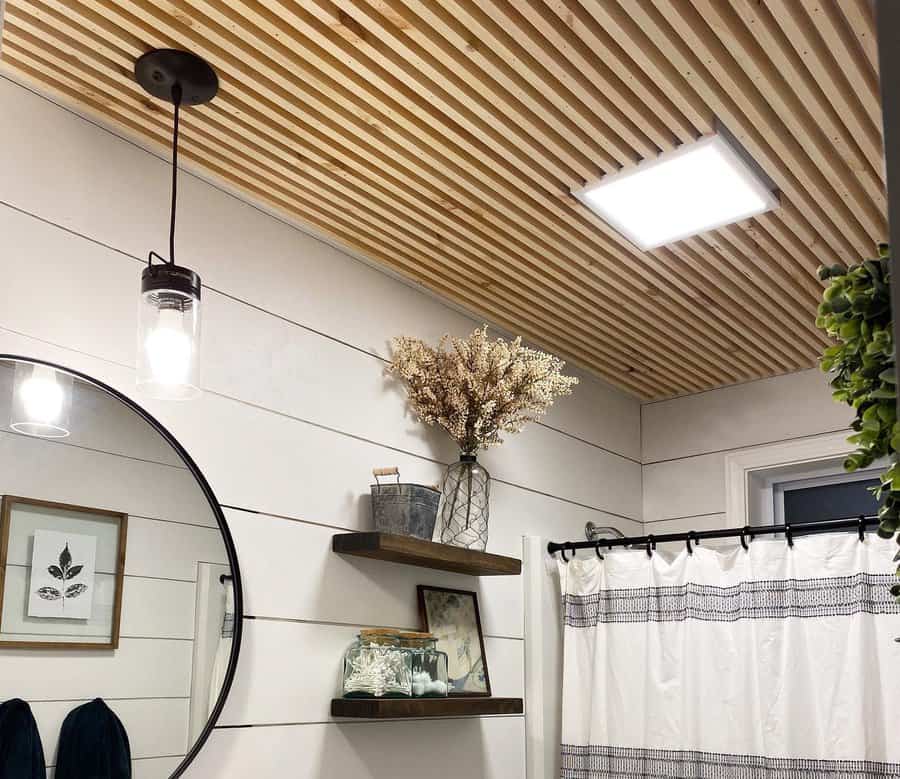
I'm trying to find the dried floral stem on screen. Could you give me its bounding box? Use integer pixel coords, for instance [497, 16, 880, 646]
[388, 325, 578, 452]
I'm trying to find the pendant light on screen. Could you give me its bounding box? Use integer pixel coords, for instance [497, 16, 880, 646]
[10, 362, 74, 438]
[134, 49, 218, 400]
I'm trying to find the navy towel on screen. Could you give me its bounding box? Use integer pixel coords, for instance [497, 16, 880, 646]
[55, 698, 131, 779]
[0, 698, 46, 779]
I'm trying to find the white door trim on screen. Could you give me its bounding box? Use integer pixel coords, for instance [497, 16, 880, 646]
[723, 432, 853, 528]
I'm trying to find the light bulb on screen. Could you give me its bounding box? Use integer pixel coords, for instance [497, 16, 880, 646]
[21, 372, 64, 423]
[145, 308, 193, 387]
[10, 363, 73, 438]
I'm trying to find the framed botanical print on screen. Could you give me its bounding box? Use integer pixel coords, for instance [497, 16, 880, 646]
[417, 585, 491, 697]
[0, 495, 128, 649]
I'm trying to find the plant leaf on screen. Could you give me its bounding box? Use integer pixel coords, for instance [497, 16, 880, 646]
[65, 583, 87, 599]
[64, 565, 83, 580]
[36, 586, 61, 601]
[59, 544, 72, 570]
[47, 565, 63, 580]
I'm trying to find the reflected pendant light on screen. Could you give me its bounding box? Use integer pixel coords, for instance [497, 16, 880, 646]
[10, 362, 74, 438]
[134, 49, 219, 400]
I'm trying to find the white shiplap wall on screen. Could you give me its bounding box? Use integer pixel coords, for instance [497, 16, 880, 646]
[641, 368, 852, 535]
[0, 75, 642, 779]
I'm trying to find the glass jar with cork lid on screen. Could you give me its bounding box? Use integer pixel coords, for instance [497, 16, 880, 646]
[397, 632, 449, 697]
[342, 629, 412, 698]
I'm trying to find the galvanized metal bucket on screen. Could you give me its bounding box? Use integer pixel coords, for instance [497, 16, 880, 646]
[370, 467, 440, 540]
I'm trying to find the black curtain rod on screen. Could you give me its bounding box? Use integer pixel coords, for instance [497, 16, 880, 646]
[547, 514, 881, 558]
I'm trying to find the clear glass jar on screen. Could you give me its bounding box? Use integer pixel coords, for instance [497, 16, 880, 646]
[342, 629, 412, 698]
[439, 454, 491, 550]
[398, 632, 449, 698]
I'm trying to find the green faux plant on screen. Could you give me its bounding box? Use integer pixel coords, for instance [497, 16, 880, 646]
[816, 244, 899, 562]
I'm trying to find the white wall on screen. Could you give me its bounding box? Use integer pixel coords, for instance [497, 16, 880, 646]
[0, 75, 642, 779]
[641, 368, 852, 537]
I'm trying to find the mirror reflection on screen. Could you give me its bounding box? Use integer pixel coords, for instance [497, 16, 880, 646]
[0, 358, 236, 778]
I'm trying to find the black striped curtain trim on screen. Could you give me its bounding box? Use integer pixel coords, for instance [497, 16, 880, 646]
[564, 573, 900, 626]
[560, 744, 900, 778]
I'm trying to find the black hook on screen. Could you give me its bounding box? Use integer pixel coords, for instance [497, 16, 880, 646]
[686, 531, 699, 555]
[646, 535, 655, 558]
[785, 523, 794, 548]
[740, 526, 751, 551]
[560, 545, 570, 562]
[595, 542, 604, 560]
[858, 515, 867, 542]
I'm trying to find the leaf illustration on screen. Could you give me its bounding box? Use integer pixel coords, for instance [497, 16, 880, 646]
[47, 565, 63, 580]
[59, 543, 72, 571]
[65, 565, 83, 580]
[37, 586, 61, 601]
[65, 584, 87, 599]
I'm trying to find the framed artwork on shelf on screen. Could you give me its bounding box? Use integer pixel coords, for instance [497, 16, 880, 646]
[0, 495, 128, 650]
[417, 585, 491, 697]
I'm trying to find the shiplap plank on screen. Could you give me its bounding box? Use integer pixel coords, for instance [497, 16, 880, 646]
[642, 369, 851, 463]
[32, 698, 189, 766]
[189, 718, 526, 777]
[0, 637, 192, 700]
[0, 429, 216, 528]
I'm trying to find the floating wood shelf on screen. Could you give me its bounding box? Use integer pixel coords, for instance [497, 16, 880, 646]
[332, 532, 522, 576]
[331, 697, 523, 719]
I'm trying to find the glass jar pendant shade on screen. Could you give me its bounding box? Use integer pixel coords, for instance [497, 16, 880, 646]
[137, 263, 202, 399]
[10, 362, 73, 438]
[133, 49, 218, 400]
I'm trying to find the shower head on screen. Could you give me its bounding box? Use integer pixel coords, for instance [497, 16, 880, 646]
[584, 522, 631, 548]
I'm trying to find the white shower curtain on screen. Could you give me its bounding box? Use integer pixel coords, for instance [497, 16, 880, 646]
[558, 533, 900, 778]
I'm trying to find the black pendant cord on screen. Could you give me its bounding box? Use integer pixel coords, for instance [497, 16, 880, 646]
[148, 82, 183, 268]
[549, 513, 880, 560]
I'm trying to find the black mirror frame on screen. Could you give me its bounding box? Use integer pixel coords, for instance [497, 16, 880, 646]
[0, 354, 243, 778]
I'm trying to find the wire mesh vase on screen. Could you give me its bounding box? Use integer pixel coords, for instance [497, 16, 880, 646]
[439, 454, 491, 550]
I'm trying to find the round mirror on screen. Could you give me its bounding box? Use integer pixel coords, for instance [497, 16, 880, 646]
[0, 356, 241, 778]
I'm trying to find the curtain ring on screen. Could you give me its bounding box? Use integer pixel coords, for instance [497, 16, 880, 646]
[785, 523, 794, 548]
[686, 532, 694, 555]
[595, 542, 604, 560]
[646, 535, 655, 558]
[560, 546, 570, 562]
[858, 515, 867, 542]
[740, 526, 751, 551]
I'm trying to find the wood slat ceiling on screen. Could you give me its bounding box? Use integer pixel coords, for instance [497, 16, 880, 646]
[0, 0, 885, 399]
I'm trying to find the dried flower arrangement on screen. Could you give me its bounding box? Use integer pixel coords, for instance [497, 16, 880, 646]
[388, 325, 579, 453]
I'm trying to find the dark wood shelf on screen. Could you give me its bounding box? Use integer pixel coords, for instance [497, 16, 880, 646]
[332, 532, 522, 576]
[331, 697, 523, 719]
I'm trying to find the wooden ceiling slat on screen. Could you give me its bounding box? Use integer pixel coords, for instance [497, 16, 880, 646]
[765, 2, 883, 182]
[507, 0, 698, 146]
[355, 0, 628, 173]
[561, 0, 715, 136]
[837, 0, 879, 76]
[430, 0, 676, 156]
[799, 0, 881, 127]
[400, 0, 665, 161]
[694, 0, 885, 233]
[1, 0, 885, 399]
[726, 0, 884, 192]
